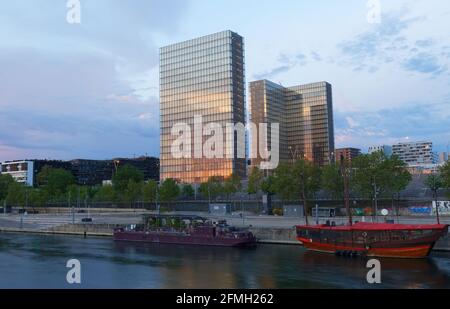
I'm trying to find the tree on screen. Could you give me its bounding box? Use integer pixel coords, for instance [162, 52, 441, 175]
[261, 175, 276, 195]
[271, 160, 321, 224]
[5, 182, 26, 207]
[271, 163, 297, 201]
[159, 178, 180, 203]
[181, 184, 195, 199]
[28, 188, 50, 208]
[383, 155, 412, 196]
[143, 180, 159, 203]
[441, 161, 450, 189]
[352, 152, 412, 218]
[223, 173, 242, 200]
[247, 167, 263, 195]
[0, 174, 14, 202]
[112, 164, 144, 193]
[321, 163, 344, 200]
[199, 176, 223, 202]
[352, 152, 411, 199]
[93, 185, 116, 202]
[425, 174, 443, 224]
[426, 173, 444, 223]
[123, 180, 143, 204]
[384, 155, 412, 218]
[36, 165, 52, 186]
[37, 167, 75, 199]
[292, 160, 321, 225]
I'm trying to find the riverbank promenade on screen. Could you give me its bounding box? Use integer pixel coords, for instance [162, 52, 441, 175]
[0, 209, 449, 250]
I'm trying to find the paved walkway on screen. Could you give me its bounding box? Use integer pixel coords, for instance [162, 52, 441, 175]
[1, 211, 449, 230]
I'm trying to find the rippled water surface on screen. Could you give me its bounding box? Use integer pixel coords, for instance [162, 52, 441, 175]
[0, 233, 449, 288]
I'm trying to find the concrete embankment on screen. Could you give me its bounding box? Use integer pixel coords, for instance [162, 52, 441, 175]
[1, 223, 449, 252]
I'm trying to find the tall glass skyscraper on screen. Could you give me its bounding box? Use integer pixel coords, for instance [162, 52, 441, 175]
[250, 80, 335, 167]
[160, 30, 246, 183]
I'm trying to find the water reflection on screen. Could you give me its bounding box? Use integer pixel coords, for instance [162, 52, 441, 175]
[0, 233, 449, 289]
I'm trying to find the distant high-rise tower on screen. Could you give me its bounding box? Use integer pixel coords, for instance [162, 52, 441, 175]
[160, 30, 246, 183]
[250, 80, 335, 166]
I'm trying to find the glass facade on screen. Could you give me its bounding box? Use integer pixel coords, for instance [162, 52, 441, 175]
[250, 80, 335, 167]
[160, 30, 246, 183]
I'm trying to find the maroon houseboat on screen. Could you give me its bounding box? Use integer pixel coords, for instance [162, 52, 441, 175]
[114, 214, 257, 247]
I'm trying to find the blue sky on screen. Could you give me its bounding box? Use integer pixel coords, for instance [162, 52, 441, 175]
[0, 0, 449, 161]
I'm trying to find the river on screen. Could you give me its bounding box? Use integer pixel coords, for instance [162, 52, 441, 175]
[0, 233, 449, 288]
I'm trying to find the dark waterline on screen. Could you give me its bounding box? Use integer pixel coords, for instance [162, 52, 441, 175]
[0, 233, 450, 289]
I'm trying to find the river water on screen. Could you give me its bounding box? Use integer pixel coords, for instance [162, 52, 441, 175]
[0, 233, 449, 289]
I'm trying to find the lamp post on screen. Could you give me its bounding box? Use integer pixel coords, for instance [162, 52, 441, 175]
[372, 177, 379, 223]
[340, 155, 352, 226]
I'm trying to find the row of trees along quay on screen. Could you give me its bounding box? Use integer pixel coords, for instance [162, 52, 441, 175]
[1, 152, 450, 217]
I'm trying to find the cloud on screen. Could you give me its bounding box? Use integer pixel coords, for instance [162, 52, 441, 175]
[253, 52, 310, 80]
[0, 1, 191, 161]
[335, 101, 450, 151]
[337, 10, 448, 77]
[402, 53, 445, 75]
[0, 47, 160, 161]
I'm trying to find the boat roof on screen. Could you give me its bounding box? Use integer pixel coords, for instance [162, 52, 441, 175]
[296, 222, 449, 231]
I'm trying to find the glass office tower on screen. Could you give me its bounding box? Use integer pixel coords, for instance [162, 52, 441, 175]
[250, 80, 334, 167]
[160, 30, 246, 183]
[249, 80, 288, 168]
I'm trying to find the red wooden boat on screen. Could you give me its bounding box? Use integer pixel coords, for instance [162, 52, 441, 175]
[296, 222, 449, 258]
[114, 214, 257, 247]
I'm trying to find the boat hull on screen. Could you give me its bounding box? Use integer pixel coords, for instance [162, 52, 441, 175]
[297, 237, 435, 258]
[296, 222, 449, 259]
[114, 230, 257, 247]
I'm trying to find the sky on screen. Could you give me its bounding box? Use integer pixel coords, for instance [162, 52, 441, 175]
[0, 0, 449, 161]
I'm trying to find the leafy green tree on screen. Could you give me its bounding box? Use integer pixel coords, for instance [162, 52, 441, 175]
[0, 174, 14, 202]
[143, 180, 159, 203]
[67, 184, 79, 201]
[199, 176, 223, 202]
[441, 161, 450, 189]
[5, 182, 26, 207]
[181, 184, 195, 199]
[247, 167, 263, 195]
[293, 160, 321, 224]
[271, 162, 297, 201]
[93, 185, 116, 202]
[223, 173, 242, 199]
[36, 165, 52, 186]
[159, 178, 180, 203]
[112, 164, 144, 193]
[28, 188, 50, 208]
[123, 180, 143, 204]
[271, 160, 321, 224]
[37, 167, 75, 199]
[261, 175, 276, 195]
[425, 174, 444, 224]
[384, 155, 412, 196]
[352, 152, 411, 198]
[321, 163, 344, 200]
[425, 174, 443, 197]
